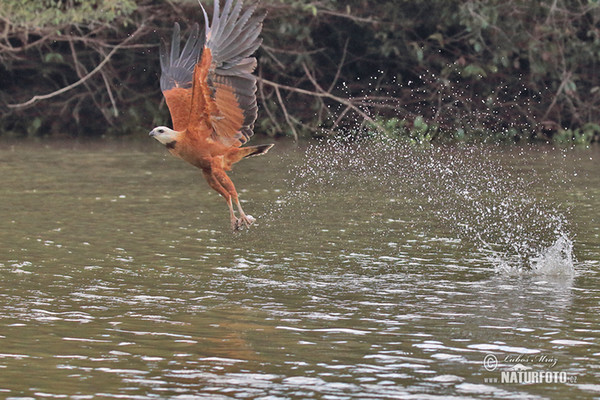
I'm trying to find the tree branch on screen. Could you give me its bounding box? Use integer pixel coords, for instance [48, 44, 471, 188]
[258, 76, 385, 134]
[7, 23, 146, 109]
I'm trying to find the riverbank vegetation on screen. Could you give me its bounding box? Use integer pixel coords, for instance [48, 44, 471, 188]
[1, 0, 599, 143]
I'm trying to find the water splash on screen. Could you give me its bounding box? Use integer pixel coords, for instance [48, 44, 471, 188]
[272, 135, 574, 274]
[530, 234, 574, 275]
[412, 143, 575, 276]
[483, 233, 575, 276]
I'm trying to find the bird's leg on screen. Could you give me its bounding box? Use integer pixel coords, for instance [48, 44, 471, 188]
[211, 165, 255, 230]
[226, 196, 240, 232]
[235, 197, 255, 228]
[203, 168, 240, 231]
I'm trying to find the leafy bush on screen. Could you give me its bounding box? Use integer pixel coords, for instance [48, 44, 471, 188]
[1, 0, 599, 143]
[2, 0, 137, 27]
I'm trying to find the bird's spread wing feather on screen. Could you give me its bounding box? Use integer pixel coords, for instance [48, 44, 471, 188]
[159, 23, 204, 132]
[195, 0, 265, 147]
[159, 0, 264, 146]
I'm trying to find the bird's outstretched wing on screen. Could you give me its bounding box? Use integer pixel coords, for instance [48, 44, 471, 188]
[159, 22, 204, 132]
[188, 0, 265, 147]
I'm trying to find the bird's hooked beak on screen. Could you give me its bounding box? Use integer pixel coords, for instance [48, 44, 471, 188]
[148, 129, 156, 137]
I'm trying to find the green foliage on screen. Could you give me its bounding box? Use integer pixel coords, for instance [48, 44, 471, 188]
[256, 0, 600, 141]
[43, 52, 64, 64]
[1, 0, 137, 28]
[1, 0, 599, 143]
[27, 117, 42, 137]
[552, 123, 600, 145]
[0, 0, 150, 138]
[369, 116, 437, 145]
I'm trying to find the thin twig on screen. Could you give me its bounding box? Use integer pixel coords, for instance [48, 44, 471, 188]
[274, 85, 298, 140]
[331, 104, 352, 131]
[258, 76, 385, 133]
[7, 23, 145, 109]
[100, 69, 119, 118]
[541, 70, 571, 122]
[318, 10, 376, 25]
[257, 70, 284, 134]
[302, 62, 384, 132]
[327, 37, 349, 94]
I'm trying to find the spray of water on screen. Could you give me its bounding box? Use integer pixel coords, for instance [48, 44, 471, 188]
[271, 134, 574, 275]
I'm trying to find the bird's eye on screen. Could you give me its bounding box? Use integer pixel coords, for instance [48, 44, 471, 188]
[158, 129, 164, 133]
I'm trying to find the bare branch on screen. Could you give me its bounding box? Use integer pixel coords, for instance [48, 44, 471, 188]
[541, 70, 571, 122]
[318, 10, 376, 25]
[257, 71, 284, 134]
[258, 76, 386, 134]
[7, 23, 146, 109]
[101, 69, 119, 118]
[274, 85, 298, 140]
[327, 38, 349, 94]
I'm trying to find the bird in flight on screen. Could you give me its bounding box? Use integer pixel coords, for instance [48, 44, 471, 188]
[149, 0, 273, 231]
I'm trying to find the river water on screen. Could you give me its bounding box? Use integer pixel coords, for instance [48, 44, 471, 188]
[0, 138, 598, 399]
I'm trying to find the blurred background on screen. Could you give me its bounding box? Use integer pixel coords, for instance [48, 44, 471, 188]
[1, 0, 599, 143]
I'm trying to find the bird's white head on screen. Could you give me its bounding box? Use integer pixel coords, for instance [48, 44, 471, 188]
[149, 126, 180, 147]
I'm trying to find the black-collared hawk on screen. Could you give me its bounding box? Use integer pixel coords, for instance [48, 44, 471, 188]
[149, 0, 273, 231]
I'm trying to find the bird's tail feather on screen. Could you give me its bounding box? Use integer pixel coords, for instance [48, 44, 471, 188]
[242, 144, 274, 158]
[225, 144, 274, 168]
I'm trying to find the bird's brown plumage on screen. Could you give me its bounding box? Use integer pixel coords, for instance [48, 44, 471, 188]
[152, 0, 273, 231]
